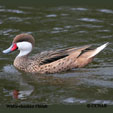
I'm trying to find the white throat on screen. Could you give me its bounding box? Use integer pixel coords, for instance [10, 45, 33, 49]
[17, 42, 32, 57]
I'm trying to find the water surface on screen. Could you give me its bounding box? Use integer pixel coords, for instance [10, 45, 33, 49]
[0, 3, 113, 105]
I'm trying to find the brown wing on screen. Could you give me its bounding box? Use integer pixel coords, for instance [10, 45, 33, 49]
[32, 45, 91, 65]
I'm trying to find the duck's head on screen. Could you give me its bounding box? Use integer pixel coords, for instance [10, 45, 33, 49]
[3, 34, 35, 57]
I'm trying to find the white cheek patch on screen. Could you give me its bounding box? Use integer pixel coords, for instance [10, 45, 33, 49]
[17, 42, 32, 57]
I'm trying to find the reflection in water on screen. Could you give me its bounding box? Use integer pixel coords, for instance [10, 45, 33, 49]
[0, 4, 113, 105]
[13, 90, 19, 99]
[13, 89, 33, 100]
[1, 65, 34, 101]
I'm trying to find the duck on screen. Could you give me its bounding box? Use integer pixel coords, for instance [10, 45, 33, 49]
[3, 34, 109, 74]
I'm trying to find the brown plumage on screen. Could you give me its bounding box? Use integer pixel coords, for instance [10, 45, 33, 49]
[3, 34, 109, 74]
[13, 34, 35, 47]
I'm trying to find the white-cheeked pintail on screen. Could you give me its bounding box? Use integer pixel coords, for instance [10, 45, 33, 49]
[3, 34, 109, 74]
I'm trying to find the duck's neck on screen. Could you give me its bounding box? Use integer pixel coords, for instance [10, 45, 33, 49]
[17, 50, 31, 57]
[14, 55, 29, 71]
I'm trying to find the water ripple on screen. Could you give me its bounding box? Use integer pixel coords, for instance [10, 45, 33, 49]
[7, 17, 23, 22]
[60, 13, 69, 16]
[97, 29, 110, 32]
[0, 29, 19, 35]
[0, 20, 3, 24]
[63, 97, 113, 105]
[63, 97, 87, 104]
[98, 9, 113, 14]
[51, 27, 69, 34]
[0, 5, 5, 8]
[75, 24, 103, 28]
[82, 78, 113, 88]
[71, 7, 88, 11]
[46, 14, 57, 17]
[91, 100, 113, 105]
[79, 18, 103, 22]
[0, 9, 26, 14]
[2, 65, 20, 74]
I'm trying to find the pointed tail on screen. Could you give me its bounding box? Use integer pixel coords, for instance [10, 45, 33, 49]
[88, 42, 109, 59]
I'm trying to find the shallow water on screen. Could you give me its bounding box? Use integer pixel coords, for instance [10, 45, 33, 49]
[0, 2, 113, 105]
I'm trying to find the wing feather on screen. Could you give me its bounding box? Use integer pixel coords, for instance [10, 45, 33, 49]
[31, 45, 91, 65]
